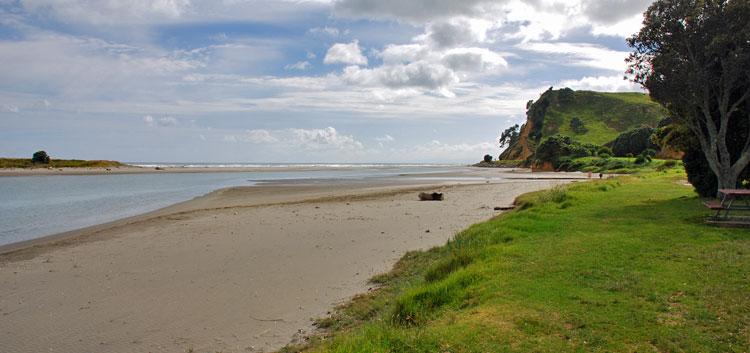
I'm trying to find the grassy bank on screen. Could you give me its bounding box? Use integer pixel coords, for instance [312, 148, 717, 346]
[0, 158, 126, 169]
[288, 169, 750, 352]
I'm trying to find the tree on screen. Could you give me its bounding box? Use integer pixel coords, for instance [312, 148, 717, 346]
[32, 150, 50, 164]
[627, 0, 750, 193]
[483, 154, 493, 163]
[499, 124, 520, 149]
[569, 117, 588, 134]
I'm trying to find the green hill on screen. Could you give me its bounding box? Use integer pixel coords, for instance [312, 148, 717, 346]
[500, 88, 667, 161]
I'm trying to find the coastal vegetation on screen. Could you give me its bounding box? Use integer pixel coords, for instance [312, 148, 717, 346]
[0, 157, 126, 169]
[285, 168, 750, 352]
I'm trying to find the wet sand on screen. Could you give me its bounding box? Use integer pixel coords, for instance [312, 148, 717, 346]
[0, 169, 582, 352]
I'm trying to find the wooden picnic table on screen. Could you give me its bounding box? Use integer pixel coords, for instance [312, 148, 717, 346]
[705, 189, 750, 224]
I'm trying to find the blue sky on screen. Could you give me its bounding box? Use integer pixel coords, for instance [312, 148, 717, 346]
[0, 0, 652, 163]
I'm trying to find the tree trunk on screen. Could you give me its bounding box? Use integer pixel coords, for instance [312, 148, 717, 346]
[717, 170, 739, 195]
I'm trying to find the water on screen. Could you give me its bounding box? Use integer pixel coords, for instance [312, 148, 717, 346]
[0, 165, 457, 246]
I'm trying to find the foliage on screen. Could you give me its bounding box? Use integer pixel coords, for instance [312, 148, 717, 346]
[607, 126, 658, 157]
[0, 158, 126, 169]
[483, 154, 493, 163]
[682, 147, 719, 197]
[31, 151, 50, 164]
[498, 124, 520, 149]
[627, 0, 750, 190]
[533, 135, 598, 169]
[296, 172, 750, 353]
[557, 156, 678, 174]
[538, 90, 665, 146]
[569, 117, 588, 134]
[597, 146, 613, 156]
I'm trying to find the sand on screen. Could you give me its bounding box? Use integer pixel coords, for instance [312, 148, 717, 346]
[0, 169, 581, 353]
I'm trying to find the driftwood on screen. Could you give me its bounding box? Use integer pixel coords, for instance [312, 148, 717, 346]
[494, 206, 516, 211]
[418, 192, 444, 201]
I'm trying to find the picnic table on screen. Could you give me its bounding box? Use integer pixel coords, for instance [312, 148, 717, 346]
[704, 189, 750, 225]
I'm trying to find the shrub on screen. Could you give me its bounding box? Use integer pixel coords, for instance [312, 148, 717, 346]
[598, 153, 612, 159]
[570, 117, 588, 134]
[483, 154, 493, 163]
[534, 135, 600, 169]
[597, 146, 613, 156]
[608, 126, 659, 157]
[32, 151, 50, 164]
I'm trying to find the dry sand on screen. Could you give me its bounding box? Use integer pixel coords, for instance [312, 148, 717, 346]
[0, 171, 581, 353]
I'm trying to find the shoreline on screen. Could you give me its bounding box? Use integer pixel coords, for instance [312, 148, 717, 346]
[0, 164, 462, 177]
[0, 170, 583, 353]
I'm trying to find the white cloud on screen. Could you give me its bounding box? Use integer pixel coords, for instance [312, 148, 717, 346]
[423, 18, 493, 48]
[308, 26, 349, 37]
[375, 134, 394, 142]
[291, 127, 364, 150]
[324, 40, 368, 66]
[285, 61, 311, 70]
[342, 62, 459, 92]
[334, 0, 650, 39]
[223, 127, 363, 150]
[19, 0, 332, 25]
[441, 47, 507, 73]
[144, 115, 179, 127]
[561, 75, 643, 93]
[2, 104, 20, 113]
[517, 42, 629, 71]
[225, 129, 278, 143]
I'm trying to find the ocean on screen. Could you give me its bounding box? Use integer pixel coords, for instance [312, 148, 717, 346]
[0, 164, 459, 247]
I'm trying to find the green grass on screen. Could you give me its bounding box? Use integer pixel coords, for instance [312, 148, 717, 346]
[562, 157, 680, 174]
[542, 91, 666, 146]
[287, 169, 750, 353]
[0, 158, 126, 169]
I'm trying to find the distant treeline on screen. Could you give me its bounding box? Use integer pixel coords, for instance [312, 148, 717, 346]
[0, 158, 126, 169]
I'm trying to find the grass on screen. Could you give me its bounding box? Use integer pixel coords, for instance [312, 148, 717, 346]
[285, 168, 750, 353]
[0, 158, 126, 169]
[542, 91, 666, 146]
[561, 157, 679, 174]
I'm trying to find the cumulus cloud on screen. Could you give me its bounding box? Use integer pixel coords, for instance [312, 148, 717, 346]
[324, 41, 368, 66]
[441, 48, 507, 73]
[334, 0, 650, 39]
[342, 62, 459, 92]
[424, 18, 492, 48]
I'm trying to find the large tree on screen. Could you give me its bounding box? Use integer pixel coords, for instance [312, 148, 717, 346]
[627, 0, 750, 192]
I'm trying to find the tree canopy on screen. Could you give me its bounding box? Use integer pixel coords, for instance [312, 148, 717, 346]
[627, 0, 750, 192]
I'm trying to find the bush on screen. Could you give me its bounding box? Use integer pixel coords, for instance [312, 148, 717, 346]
[598, 153, 612, 159]
[608, 126, 659, 157]
[483, 154, 493, 163]
[32, 151, 50, 164]
[570, 117, 588, 134]
[534, 135, 600, 169]
[597, 146, 613, 156]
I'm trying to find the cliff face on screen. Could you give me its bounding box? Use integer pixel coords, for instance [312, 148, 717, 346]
[500, 88, 667, 161]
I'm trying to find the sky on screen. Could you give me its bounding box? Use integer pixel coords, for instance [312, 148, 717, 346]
[0, 0, 652, 163]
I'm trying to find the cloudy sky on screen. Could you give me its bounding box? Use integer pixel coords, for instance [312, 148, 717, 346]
[0, 0, 650, 163]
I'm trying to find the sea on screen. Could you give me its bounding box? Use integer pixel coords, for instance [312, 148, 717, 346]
[0, 163, 461, 247]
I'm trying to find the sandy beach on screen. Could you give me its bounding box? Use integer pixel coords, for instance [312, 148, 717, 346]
[0, 169, 581, 352]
